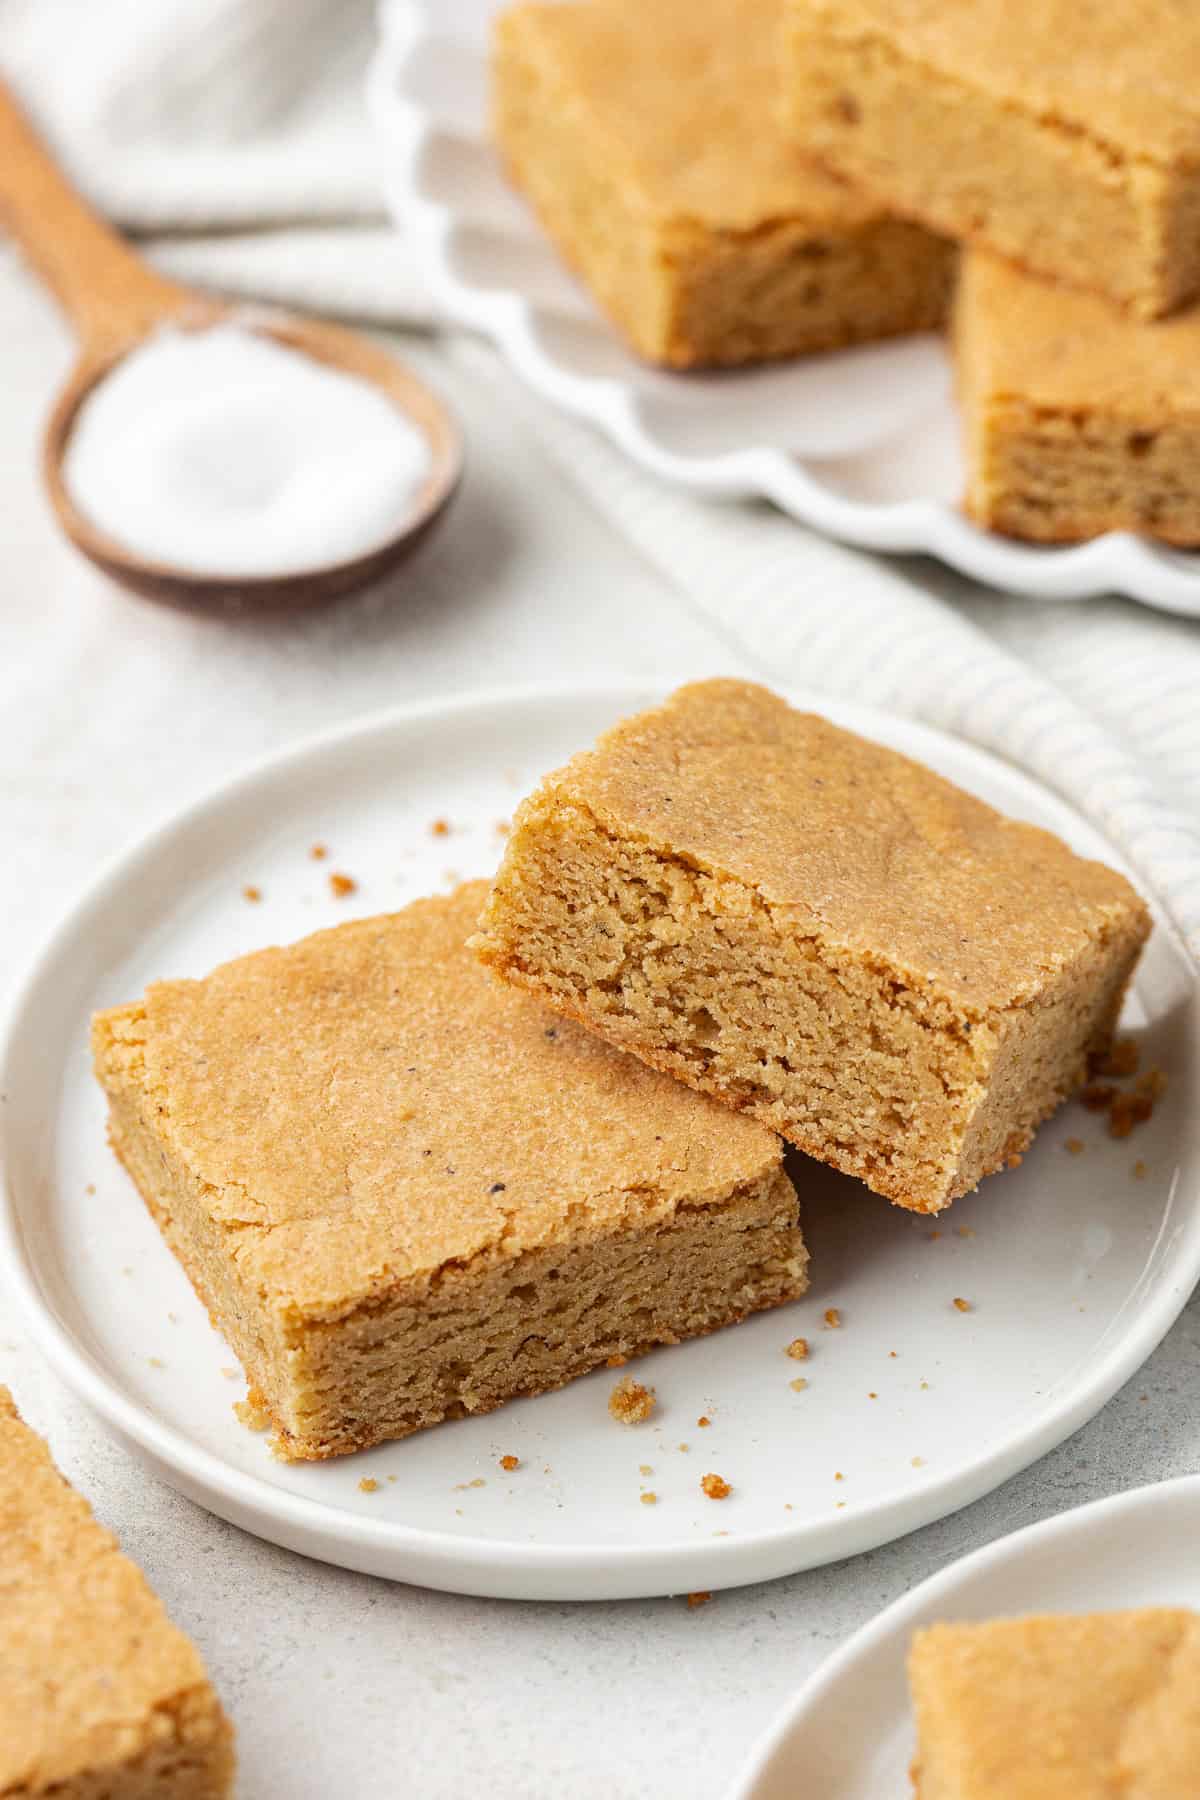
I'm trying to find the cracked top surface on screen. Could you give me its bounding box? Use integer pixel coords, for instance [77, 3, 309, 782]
[93, 884, 782, 1315]
[0, 1386, 222, 1792]
[525, 680, 1148, 1014]
[910, 1610, 1200, 1791]
[495, 0, 893, 232]
[799, 0, 1200, 166]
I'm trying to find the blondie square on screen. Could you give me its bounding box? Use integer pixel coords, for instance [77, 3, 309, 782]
[956, 250, 1200, 545]
[92, 884, 805, 1461]
[784, 0, 1200, 319]
[0, 1387, 233, 1800]
[492, 0, 952, 369]
[909, 1612, 1200, 1797]
[474, 681, 1151, 1214]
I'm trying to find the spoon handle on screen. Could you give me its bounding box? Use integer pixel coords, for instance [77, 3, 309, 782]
[0, 80, 189, 353]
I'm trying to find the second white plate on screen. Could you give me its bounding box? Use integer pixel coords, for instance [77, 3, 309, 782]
[733, 1473, 1200, 1798]
[1, 682, 1197, 1599]
[367, 0, 1200, 614]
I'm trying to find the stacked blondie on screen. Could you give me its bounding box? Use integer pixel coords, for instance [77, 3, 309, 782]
[92, 682, 1149, 1462]
[492, 0, 1200, 546]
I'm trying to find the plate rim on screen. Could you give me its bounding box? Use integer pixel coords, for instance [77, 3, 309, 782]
[2, 677, 1197, 1600]
[364, 0, 1200, 616]
[728, 1470, 1200, 1798]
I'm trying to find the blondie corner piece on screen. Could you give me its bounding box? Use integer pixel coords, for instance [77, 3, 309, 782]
[491, 0, 952, 369]
[92, 884, 805, 1461]
[474, 681, 1151, 1214]
[956, 250, 1200, 546]
[0, 1387, 234, 1800]
[784, 0, 1200, 319]
[908, 1612, 1200, 1797]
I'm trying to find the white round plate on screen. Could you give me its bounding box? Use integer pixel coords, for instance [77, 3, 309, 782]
[1, 682, 1197, 1601]
[732, 1473, 1200, 1798]
[366, 0, 1200, 615]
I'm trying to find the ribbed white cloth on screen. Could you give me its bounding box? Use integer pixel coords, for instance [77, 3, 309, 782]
[3, 0, 1197, 962]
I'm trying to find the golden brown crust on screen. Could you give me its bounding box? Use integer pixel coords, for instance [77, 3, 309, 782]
[792, 0, 1200, 166]
[495, 681, 1146, 1015]
[956, 251, 1200, 544]
[786, 0, 1200, 317]
[0, 1388, 233, 1799]
[94, 883, 783, 1315]
[496, 0, 894, 234]
[909, 1611, 1200, 1796]
[93, 886, 805, 1459]
[475, 682, 1150, 1212]
[957, 252, 1200, 416]
[492, 0, 952, 367]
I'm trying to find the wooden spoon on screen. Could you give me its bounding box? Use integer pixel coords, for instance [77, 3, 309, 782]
[0, 83, 463, 612]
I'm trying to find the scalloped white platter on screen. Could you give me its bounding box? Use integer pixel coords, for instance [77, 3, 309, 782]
[1, 683, 1197, 1600]
[367, 0, 1200, 614]
[732, 1474, 1200, 1799]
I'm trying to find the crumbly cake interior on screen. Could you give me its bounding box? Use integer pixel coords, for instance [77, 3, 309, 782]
[785, 0, 1200, 318]
[909, 1610, 1200, 1797]
[93, 885, 805, 1461]
[0, 1388, 233, 1800]
[956, 252, 1200, 545]
[474, 682, 1151, 1213]
[493, 0, 952, 367]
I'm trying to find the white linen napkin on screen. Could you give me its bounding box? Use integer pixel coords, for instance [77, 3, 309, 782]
[3, 0, 1197, 962]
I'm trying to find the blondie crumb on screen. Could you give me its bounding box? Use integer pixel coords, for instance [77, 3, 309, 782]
[953, 1297, 972, 1313]
[358, 1477, 378, 1494]
[430, 818, 451, 838]
[640, 1491, 658, 1506]
[1065, 1137, 1085, 1156]
[697, 1415, 712, 1429]
[790, 1377, 808, 1392]
[241, 885, 262, 904]
[1107, 1068, 1167, 1138]
[499, 1454, 520, 1472]
[1133, 1160, 1148, 1181]
[310, 844, 328, 861]
[785, 1336, 809, 1360]
[234, 1389, 271, 1432]
[687, 1591, 712, 1609]
[328, 872, 357, 898]
[701, 1473, 731, 1500]
[609, 1375, 656, 1425]
[1093, 1038, 1140, 1078]
[824, 1308, 842, 1329]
